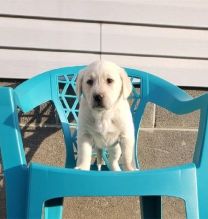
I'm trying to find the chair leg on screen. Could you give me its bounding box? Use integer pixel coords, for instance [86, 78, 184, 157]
[185, 198, 199, 219]
[140, 196, 162, 219]
[27, 197, 43, 219]
[44, 198, 64, 219]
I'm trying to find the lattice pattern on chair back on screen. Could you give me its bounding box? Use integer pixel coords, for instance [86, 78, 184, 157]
[57, 73, 79, 161]
[58, 74, 79, 126]
[129, 77, 141, 116]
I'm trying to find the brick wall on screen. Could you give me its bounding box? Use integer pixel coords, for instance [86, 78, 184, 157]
[0, 79, 207, 219]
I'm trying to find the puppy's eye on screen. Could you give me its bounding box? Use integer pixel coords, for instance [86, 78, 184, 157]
[107, 78, 114, 84]
[87, 79, 94, 86]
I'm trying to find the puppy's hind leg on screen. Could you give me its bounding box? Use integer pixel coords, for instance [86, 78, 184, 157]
[96, 148, 103, 171]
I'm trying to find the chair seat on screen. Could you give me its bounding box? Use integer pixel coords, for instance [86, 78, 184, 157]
[28, 162, 197, 197]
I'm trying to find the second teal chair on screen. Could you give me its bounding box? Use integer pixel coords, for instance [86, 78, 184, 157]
[0, 66, 208, 219]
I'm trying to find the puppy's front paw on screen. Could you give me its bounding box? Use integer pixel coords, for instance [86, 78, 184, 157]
[74, 165, 90, 171]
[111, 163, 121, 171]
[123, 164, 138, 171]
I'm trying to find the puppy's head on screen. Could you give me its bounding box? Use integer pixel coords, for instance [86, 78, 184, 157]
[76, 60, 132, 111]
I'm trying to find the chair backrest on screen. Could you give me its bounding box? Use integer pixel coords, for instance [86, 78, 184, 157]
[2, 66, 193, 171]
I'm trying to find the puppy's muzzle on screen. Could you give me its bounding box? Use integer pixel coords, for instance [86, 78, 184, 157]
[93, 93, 104, 108]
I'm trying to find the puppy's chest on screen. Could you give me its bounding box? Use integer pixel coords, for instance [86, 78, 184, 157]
[96, 119, 117, 135]
[91, 118, 120, 148]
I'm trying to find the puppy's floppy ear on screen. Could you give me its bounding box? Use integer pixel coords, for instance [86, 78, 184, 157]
[76, 69, 85, 98]
[120, 68, 132, 99]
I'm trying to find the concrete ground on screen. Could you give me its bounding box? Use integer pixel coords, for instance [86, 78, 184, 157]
[0, 80, 207, 218]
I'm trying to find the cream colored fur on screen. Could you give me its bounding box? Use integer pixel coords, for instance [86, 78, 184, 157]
[75, 60, 135, 171]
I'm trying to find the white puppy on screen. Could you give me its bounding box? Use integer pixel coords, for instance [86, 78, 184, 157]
[75, 60, 135, 171]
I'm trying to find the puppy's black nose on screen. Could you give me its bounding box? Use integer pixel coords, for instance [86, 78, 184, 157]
[93, 94, 103, 103]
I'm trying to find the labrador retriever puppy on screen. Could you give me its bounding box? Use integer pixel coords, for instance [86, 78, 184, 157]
[75, 60, 135, 171]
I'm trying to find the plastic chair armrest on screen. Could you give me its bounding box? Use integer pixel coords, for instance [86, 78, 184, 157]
[149, 79, 208, 115]
[170, 93, 208, 114]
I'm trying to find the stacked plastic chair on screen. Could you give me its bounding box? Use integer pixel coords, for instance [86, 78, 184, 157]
[0, 66, 208, 219]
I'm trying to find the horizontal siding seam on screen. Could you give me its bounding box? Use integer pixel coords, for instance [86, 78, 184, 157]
[1, 46, 208, 61]
[1, 14, 208, 31]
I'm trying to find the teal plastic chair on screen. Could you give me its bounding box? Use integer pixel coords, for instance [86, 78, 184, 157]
[0, 66, 208, 219]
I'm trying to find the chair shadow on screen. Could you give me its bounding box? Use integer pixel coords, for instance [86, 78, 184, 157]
[19, 102, 61, 164]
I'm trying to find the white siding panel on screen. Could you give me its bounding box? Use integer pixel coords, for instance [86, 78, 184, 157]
[0, 49, 99, 79]
[0, 17, 100, 51]
[1, 0, 208, 28]
[102, 55, 208, 87]
[102, 24, 208, 58]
